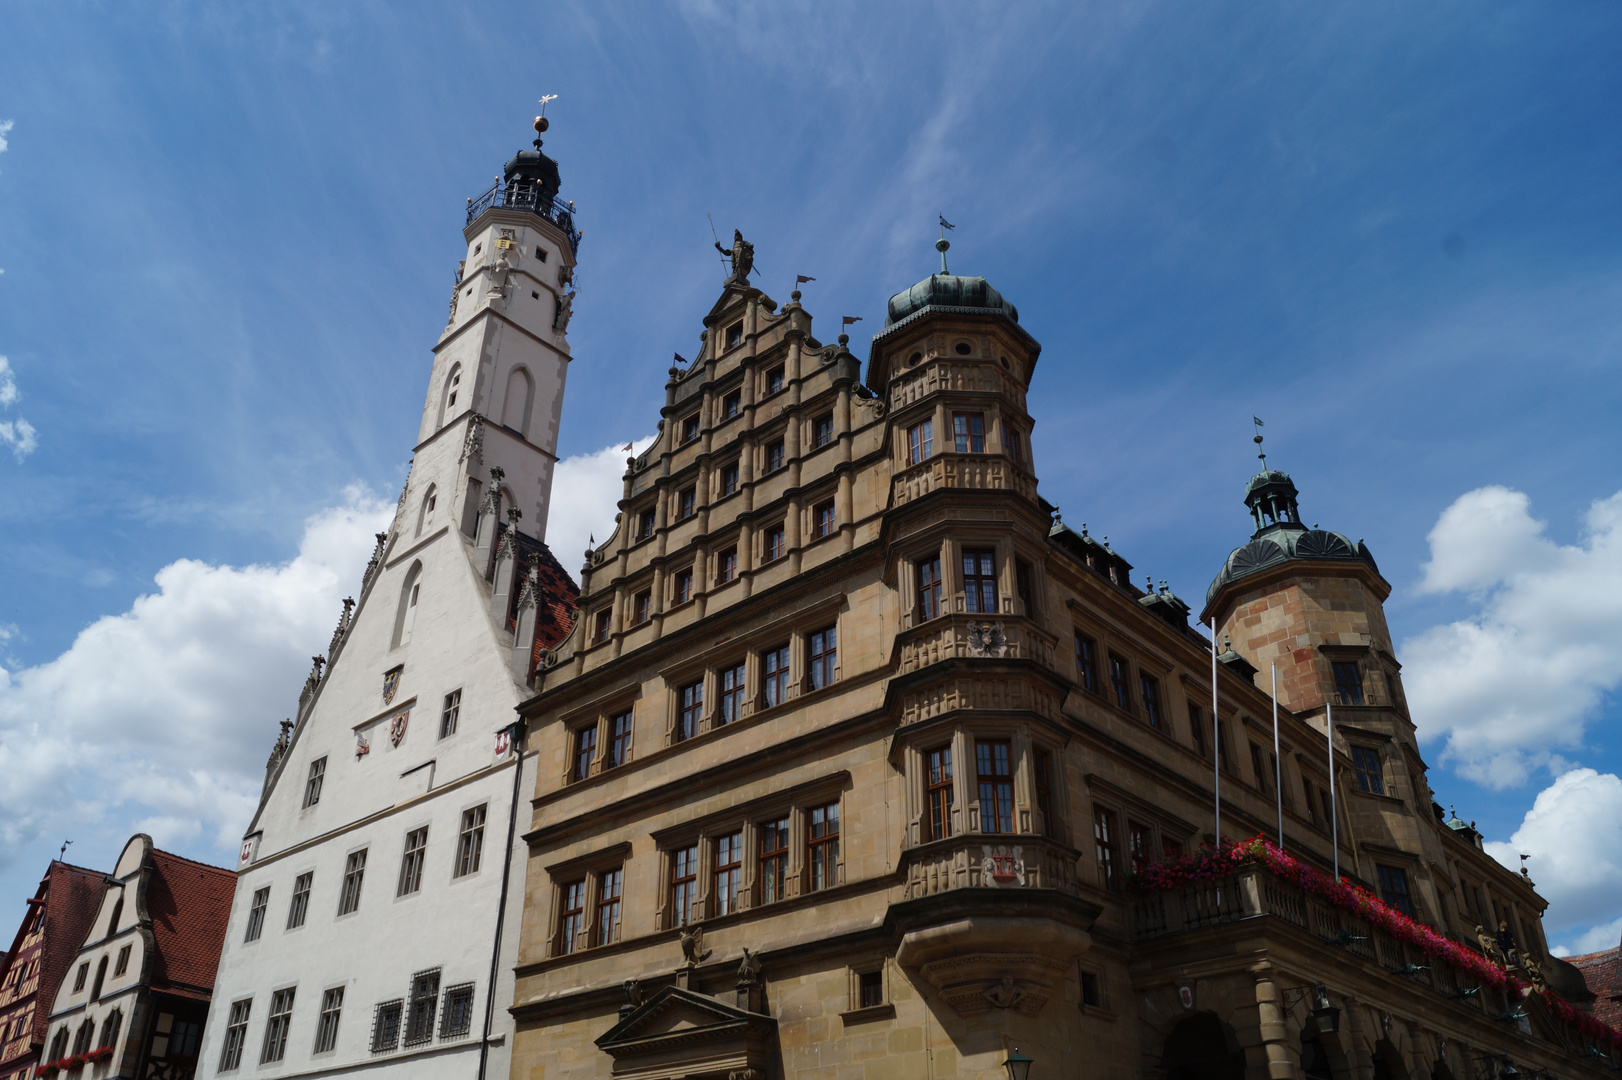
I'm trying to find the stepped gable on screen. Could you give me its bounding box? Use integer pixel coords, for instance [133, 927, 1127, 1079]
[145, 850, 235, 1001]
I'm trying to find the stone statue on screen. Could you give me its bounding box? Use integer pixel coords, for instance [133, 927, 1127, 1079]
[680, 925, 711, 967]
[554, 290, 575, 331]
[1496, 920, 1521, 967]
[715, 228, 754, 284]
[1476, 924, 1505, 965]
[623, 978, 643, 1007]
[737, 947, 762, 987]
[1522, 956, 1547, 992]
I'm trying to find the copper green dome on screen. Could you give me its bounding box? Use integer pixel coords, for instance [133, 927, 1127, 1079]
[1205, 470, 1379, 609]
[885, 274, 1019, 329]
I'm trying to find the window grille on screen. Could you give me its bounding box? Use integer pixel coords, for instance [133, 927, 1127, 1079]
[813, 414, 834, 447]
[370, 1000, 402, 1053]
[1377, 865, 1414, 917]
[404, 970, 440, 1047]
[1140, 673, 1163, 730]
[439, 984, 475, 1039]
[765, 525, 785, 561]
[1333, 661, 1365, 705]
[717, 547, 738, 584]
[1075, 634, 1099, 693]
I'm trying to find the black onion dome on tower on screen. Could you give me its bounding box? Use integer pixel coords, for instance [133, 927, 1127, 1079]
[884, 274, 1020, 330]
[504, 126, 562, 204]
[1204, 469, 1379, 610]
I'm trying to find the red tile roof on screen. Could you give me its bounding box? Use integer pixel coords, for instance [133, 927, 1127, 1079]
[1569, 945, 1622, 1030]
[145, 850, 235, 1002]
[26, 862, 105, 1046]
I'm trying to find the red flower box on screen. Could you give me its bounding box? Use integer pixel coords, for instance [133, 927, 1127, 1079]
[87, 1047, 113, 1063]
[1132, 835, 1622, 1052]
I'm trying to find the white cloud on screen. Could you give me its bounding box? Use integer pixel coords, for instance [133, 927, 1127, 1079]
[0, 486, 393, 868]
[1403, 486, 1622, 786]
[543, 436, 656, 572]
[0, 357, 36, 460]
[1484, 768, 1622, 950]
[0, 119, 11, 155]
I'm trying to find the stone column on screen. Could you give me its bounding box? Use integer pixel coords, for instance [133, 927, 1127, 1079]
[1251, 964, 1298, 1080]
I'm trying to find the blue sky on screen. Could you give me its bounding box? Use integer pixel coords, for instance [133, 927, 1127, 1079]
[2, 2, 1622, 950]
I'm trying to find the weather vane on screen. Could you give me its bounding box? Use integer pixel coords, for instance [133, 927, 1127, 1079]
[936, 214, 955, 274]
[1252, 416, 1266, 467]
[533, 95, 558, 147]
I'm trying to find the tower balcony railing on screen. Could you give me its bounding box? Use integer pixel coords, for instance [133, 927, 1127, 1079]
[466, 181, 582, 254]
[901, 833, 1081, 901]
[889, 360, 1028, 413]
[897, 612, 1058, 674]
[893, 452, 1037, 506]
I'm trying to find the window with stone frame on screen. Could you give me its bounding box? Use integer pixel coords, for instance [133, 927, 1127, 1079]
[926, 745, 954, 841]
[596, 868, 623, 947]
[678, 486, 696, 519]
[591, 608, 612, 645]
[676, 681, 703, 742]
[814, 499, 836, 538]
[763, 644, 791, 708]
[765, 440, 785, 473]
[975, 740, 1014, 834]
[758, 817, 790, 905]
[1249, 743, 1270, 796]
[716, 546, 738, 584]
[713, 832, 744, 916]
[72, 1020, 93, 1057]
[808, 626, 837, 690]
[764, 366, 784, 395]
[244, 887, 270, 942]
[555, 880, 585, 956]
[1376, 864, 1414, 917]
[1033, 748, 1056, 837]
[668, 845, 699, 928]
[1127, 822, 1153, 875]
[1004, 423, 1024, 465]
[764, 523, 786, 562]
[725, 322, 743, 350]
[808, 802, 840, 892]
[260, 987, 295, 1063]
[1217, 719, 1234, 774]
[114, 944, 131, 976]
[673, 566, 694, 605]
[1188, 704, 1208, 759]
[370, 999, 402, 1053]
[1140, 673, 1164, 731]
[439, 985, 475, 1039]
[721, 389, 742, 420]
[440, 689, 461, 738]
[962, 549, 998, 614]
[719, 461, 740, 497]
[605, 710, 633, 768]
[571, 724, 597, 782]
[1093, 806, 1121, 892]
[952, 412, 986, 453]
[338, 850, 367, 915]
[218, 1000, 251, 1071]
[906, 419, 933, 465]
[72, 962, 88, 992]
[1108, 654, 1132, 711]
[96, 1009, 121, 1051]
[633, 589, 652, 625]
[636, 508, 656, 542]
[1352, 746, 1385, 794]
[918, 556, 943, 622]
[1075, 633, 1100, 693]
[1333, 661, 1365, 705]
[287, 872, 312, 929]
[398, 828, 428, 897]
[1015, 558, 1036, 619]
[313, 987, 343, 1054]
[303, 757, 326, 808]
[812, 413, 834, 448]
[454, 806, 486, 877]
[719, 662, 747, 726]
[680, 413, 700, 444]
[856, 968, 885, 1010]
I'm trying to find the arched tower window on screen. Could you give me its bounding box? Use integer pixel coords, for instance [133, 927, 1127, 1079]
[438, 363, 464, 429]
[107, 896, 123, 938]
[501, 366, 534, 439]
[90, 956, 108, 1001]
[416, 484, 438, 538]
[392, 561, 424, 649]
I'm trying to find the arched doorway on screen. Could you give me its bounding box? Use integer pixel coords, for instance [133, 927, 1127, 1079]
[1372, 1039, 1410, 1080]
[1301, 1027, 1334, 1080]
[1162, 1012, 1246, 1080]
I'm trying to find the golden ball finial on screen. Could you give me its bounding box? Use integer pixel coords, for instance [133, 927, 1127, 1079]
[533, 115, 549, 134]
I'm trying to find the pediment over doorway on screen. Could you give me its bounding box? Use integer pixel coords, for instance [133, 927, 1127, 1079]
[594, 985, 776, 1079]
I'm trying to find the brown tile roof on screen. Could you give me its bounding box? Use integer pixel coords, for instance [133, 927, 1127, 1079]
[29, 862, 106, 1046]
[145, 850, 235, 1002]
[1569, 945, 1622, 1030]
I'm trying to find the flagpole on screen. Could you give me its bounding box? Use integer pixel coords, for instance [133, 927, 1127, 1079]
[1210, 618, 1220, 849]
[1327, 699, 1338, 882]
[1272, 662, 1283, 849]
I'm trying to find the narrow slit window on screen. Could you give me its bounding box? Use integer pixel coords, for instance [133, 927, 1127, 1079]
[926, 745, 954, 841]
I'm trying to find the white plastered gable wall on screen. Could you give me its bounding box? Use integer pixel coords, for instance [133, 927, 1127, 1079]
[195, 174, 578, 1080]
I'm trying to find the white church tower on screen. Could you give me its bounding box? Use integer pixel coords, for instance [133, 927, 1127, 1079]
[195, 117, 581, 1080]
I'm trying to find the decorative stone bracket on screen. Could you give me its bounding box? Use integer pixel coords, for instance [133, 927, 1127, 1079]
[896, 913, 1091, 1017]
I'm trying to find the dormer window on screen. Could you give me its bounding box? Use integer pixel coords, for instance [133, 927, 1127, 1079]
[725, 323, 743, 350]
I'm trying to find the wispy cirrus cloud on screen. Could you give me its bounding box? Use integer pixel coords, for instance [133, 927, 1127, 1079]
[0, 357, 37, 461]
